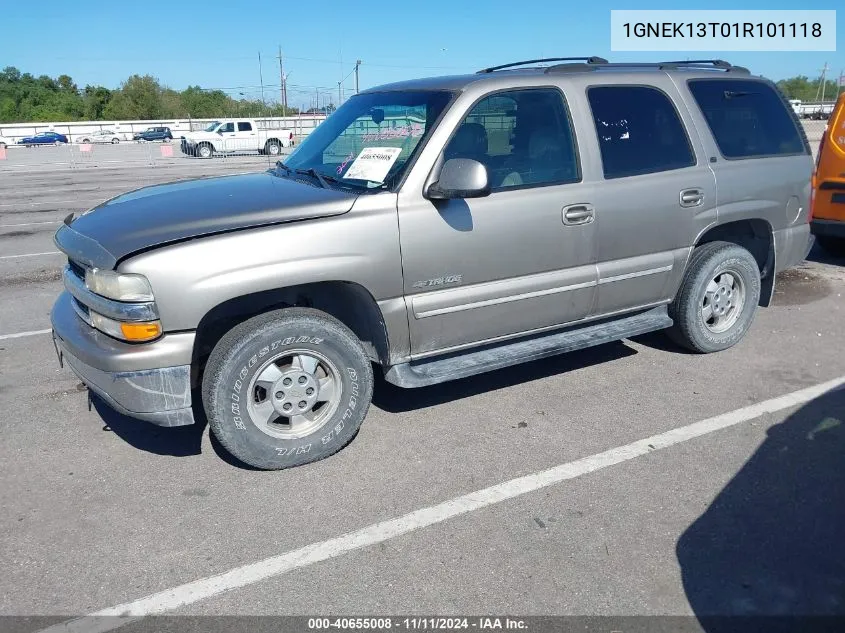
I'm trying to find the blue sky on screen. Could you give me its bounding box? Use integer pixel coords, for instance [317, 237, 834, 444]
[3, 0, 842, 108]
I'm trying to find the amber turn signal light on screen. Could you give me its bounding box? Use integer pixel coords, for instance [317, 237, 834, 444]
[119, 321, 162, 342]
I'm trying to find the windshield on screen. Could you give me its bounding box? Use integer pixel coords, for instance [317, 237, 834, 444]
[284, 90, 453, 189]
[203, 122, 220, 132]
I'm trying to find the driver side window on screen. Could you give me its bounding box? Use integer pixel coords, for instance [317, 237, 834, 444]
[442, 88, 580, 191]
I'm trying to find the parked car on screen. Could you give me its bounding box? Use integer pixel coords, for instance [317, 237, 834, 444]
[51, 57, 813, 470]
[811, 92, 845, 256]
[77, 130, 122, 144]
[18, 131, 68, 146]
[133, 127, 173, 142]
[180, 119, 294, 158]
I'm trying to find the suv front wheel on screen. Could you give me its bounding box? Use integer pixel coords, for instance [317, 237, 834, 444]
[202, 308, 374, 470]
[668, 241, 761, 353]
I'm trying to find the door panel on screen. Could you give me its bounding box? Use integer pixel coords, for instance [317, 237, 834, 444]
[584, 81, 717, 316]
[398, 87, 600, 357]
[399, 182, 598, 357]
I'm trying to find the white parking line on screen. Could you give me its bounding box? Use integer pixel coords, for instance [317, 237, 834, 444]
[0, 220, 61, 227]
[0, 251, 61, 260]
[38, 374, 845, 633]
[0, 328, 52, 341]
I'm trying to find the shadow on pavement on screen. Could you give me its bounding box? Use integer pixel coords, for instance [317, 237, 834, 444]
[92, 393, 260, 470]
[807, 242, 845, 267]
[677, 384, 845, 632]
[372, 340, 637, 413]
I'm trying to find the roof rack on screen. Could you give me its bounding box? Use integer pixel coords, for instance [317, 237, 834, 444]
[477, 57, 609, 74]
[544, 59, 749, 74]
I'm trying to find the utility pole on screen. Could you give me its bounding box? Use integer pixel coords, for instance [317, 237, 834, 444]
[338, 82, 342, 107]
[815, 62, 829, 103]
[258, 52, 266, 109]
[278, 46, 287, 114]
[355, 60, 361, 94]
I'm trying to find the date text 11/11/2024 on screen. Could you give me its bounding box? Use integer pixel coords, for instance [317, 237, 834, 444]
[307, 617, 528, 630]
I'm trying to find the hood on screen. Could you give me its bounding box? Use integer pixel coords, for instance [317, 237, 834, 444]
[55, 171, 357, 269]
[182, 131, 214, 140]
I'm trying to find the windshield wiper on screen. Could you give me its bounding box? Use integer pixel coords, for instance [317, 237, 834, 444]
[275, 160, 293, 175]
[295, 168, 331, 189]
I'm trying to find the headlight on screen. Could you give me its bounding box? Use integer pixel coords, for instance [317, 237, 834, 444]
[85, 268, 154, 302]
[89, 310, 162, 342]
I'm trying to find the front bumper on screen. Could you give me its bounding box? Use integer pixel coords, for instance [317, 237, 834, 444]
[51, 292, 197, 427]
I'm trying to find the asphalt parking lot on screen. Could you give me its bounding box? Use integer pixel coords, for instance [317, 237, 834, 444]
[1, 144, 844, 630]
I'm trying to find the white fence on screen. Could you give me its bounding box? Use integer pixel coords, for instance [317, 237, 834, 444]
[0, 115, 328, 144]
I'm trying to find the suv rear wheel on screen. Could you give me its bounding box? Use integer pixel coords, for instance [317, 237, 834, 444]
[202, 308, 374, 470]
[668, 241, 761, 353]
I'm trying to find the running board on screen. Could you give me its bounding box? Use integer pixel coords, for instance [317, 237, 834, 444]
[384, 306, 672, 388]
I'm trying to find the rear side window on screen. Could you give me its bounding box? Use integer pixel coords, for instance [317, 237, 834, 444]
[237, 122, 253, 132]
[688, 79, 806, 159]
[588, 86, 695, 179]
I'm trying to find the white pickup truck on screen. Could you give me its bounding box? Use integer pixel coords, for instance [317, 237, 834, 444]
[788, 99, 835, 120]
[179, 119, 295, 158]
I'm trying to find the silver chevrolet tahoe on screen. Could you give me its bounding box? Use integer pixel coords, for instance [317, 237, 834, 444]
[51, 57, 814, 469]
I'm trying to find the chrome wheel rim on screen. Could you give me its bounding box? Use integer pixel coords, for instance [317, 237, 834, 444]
[267, 143, 280, 155]
[702, 270, 745, 334]
[246, 350, 342, 439]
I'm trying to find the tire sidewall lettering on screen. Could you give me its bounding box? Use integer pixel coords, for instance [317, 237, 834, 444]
[222, 332, 366, 461]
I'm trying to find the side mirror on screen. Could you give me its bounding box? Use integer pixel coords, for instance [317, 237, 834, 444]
[427, 158, 490, 200]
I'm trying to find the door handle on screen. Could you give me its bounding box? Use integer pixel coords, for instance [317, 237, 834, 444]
[562, 204, 595, 226]
[680, 188, 704, 207]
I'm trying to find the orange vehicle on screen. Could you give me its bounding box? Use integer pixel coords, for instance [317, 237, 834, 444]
[812, 92, 845, 256]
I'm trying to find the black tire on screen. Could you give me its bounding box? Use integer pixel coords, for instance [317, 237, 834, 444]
[667, 241, 761, 353]
[265, 140, 281, 156]
[202, 308, 374, 470]
[816, 235, 845, 258]
[111, 138, 119, 144]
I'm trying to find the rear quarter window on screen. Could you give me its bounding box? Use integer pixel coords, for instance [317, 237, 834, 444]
[687, 79, 807, 159]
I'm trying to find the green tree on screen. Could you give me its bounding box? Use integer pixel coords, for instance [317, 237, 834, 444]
[104, 74, 164, 120]
[777, 75, 843, 101]
[82, 85, 112, 120]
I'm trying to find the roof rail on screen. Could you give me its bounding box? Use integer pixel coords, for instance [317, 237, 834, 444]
[477, 57, 608, 74]
[544, 59, 749, 74]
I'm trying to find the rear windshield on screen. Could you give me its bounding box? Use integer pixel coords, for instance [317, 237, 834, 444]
[687, 79, 807, 159]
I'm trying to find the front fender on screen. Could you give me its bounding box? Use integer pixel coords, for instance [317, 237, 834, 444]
[118, 195, 404, 333]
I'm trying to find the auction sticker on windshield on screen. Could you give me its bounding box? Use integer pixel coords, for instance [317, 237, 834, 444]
[343, 147, 402, 182]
